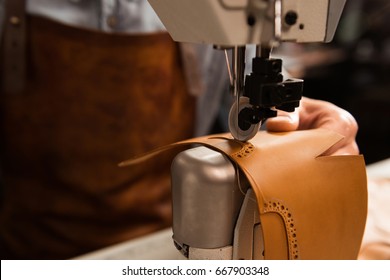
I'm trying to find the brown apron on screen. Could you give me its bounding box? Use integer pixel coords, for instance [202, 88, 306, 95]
[0, 16, 195, 259]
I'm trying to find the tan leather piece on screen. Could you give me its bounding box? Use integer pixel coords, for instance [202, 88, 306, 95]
[359, 242, 390, 260]
[358, 178, 390, 260]
[0, 16, 195, 259]
[120, 128, 368, 259]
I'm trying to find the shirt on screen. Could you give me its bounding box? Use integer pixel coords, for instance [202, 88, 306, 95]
[25, 0, 165, 33]
[0, 0, 231, 135]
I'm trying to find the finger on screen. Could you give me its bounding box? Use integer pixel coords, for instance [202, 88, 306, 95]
[266, 109, 300, 132]
[299, 97, 360, 155]
[324, 138, 360, 156]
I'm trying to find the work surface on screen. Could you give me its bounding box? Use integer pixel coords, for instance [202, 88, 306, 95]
[74, 228, 184, 260]
[75, 158, 390, 260]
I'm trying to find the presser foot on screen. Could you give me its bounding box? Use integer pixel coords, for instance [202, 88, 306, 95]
[228, 96, 261, 142]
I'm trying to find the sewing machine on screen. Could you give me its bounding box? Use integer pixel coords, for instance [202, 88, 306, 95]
[148, 0, 347, 259]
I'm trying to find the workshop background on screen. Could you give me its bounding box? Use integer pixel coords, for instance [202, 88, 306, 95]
[299, 0, 390, 164]
[209, 0, 390, 165]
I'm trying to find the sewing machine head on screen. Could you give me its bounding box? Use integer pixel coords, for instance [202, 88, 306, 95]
[148, 0, 346, 46]
[149, 0, 346, 141]
[148, 0, 348, 259]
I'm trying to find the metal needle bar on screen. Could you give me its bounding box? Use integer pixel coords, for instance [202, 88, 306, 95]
[232, 46, 246, 139]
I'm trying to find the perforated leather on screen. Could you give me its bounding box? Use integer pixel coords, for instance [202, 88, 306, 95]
[120, 128, 367, 259]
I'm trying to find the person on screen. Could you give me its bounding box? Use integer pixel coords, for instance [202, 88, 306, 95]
[291, 0, 390, 164]
[0, 0, 203, 260]
[268, 97, 359, 156]
[0, 0, 361, 260]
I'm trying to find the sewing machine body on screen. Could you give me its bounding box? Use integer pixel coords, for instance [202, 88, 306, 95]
[148, 0, 348, 259]
[172, 146, 264, 260]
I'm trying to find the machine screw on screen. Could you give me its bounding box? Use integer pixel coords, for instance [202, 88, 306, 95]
[285, 11, 298, 26]
[247, 14, 256, 26]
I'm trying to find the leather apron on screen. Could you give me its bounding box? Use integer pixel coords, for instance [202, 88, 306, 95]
[0, 16, 195, 259]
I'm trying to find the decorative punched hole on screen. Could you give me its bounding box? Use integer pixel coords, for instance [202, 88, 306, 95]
[264, 200, 299, 259]
[233, 143, 255, 158]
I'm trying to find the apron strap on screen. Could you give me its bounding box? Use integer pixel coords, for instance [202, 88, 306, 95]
[1, 0, 26, 94]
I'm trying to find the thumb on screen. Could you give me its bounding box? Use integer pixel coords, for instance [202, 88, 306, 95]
[266, 109, 300, 132]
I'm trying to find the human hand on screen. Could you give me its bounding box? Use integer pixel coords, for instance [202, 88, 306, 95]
[266, 97, 359, 155]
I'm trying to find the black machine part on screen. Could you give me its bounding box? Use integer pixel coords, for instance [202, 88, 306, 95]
[228, 47, 303, 142]
[241, 56, 303, 131]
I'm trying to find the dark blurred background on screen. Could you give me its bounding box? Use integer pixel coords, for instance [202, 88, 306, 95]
[212, 0, 390, 164]
[300, 0, 390, 164]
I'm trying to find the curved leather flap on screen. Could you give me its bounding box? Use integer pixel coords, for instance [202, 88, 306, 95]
[120, 128, 367, 259]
